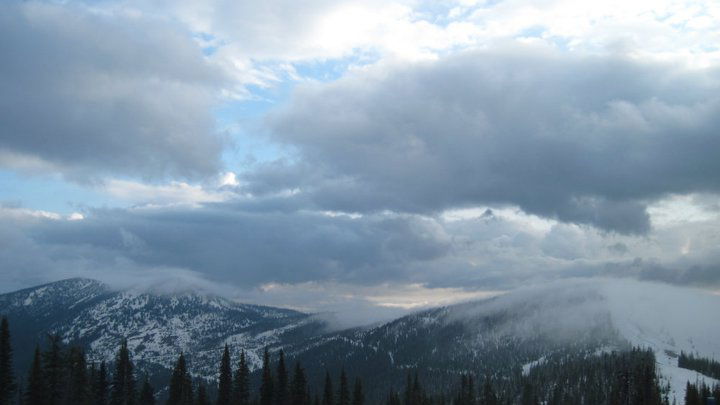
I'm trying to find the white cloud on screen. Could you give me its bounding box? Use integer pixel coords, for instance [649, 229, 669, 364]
[103, 179, 235, 206]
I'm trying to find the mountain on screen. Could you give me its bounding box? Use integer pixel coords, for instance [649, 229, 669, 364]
[0, 278, 325, 386]
[1, 278, 718, 402]
[281, 279, 720, 402]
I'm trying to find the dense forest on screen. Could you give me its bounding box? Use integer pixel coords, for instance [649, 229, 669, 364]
[678, 352, 720, 381]
[1, 316, 718, 405]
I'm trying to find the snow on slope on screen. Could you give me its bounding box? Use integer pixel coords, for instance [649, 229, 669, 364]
[0, 278, 323, 379]
[464, 278, 719, 402]
[600, 280, 720, 402]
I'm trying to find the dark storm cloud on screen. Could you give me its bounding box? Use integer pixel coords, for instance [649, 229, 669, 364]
[12, 205, 451, 287]
[0, 2, 227, 180]
[251, 47, 720, 233]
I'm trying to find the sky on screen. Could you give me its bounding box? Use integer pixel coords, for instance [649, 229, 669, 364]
[1, 0, 719, 322]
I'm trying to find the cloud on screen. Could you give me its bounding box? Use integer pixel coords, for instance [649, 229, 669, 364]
[7, 205, 451, 287]
[0, 2, 228, 180]
[3, 194, 719, 293]
[248, 47, 720, 233]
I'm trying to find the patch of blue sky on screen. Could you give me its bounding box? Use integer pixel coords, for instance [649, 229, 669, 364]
[193, 32, 223, 56]
[518, 25, 547, 39]
[216, 55, 376, 172]
[0, 170, 117, 215]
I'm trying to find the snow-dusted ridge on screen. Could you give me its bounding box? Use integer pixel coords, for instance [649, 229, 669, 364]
[0, 278, 325, 379]
[1, 277, 717, 402]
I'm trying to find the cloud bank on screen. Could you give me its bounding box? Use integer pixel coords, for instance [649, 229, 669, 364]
[0, 2, 227, 180]
[250, 48, 720, 234]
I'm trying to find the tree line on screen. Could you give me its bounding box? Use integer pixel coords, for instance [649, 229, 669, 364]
[683, 381, 720, 405]
[381, 348, 681, 405]
[678, 352, 720, 380]
[1, 316, 715, 405]
[0, 316, 364, 405]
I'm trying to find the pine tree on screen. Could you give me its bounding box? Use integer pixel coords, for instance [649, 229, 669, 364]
[196, 382, 209, 405]
[385, 390, 400, 405]
[0, 317, 16, 405]
[25, 346, 45, 405]
[351, 379, 363, 405]
[109, 340, 136, 405]
[217, 345, 232, 405]
[403, 374, 412, 405]
[93, 361, 109, 405]
[684, 382, 699, 405]
[138, 376, 155, 405]
[480, 378, 496, 405]
[232, 350, 250, 405]
[290, 363, 307, 405]
[465, 375, 474, 405]
[260, 348, 274, 405]
[167, 353, 193, 405]
[321, 372, 333, 405]
[520, 381, 537, 405]
[337, 370, 349, 405]
[42, 335, 64, 405]
[276, 350, 288, 405]
[65, 347, 89, 405]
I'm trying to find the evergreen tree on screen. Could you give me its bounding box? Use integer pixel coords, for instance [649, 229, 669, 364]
[217, 345, 232, 405]
[403, 374, 412, 405]
[109, 340, 136, 405]
[385, 390, 401, 405]
[276, 350, 288, 405]
[196, 382, 209, 405]
[42, 335, 64, 405]
[519, 381, 537, 405]
[337, 370, 349, 405]
[684, 382, 699, 405]
[0, 316, 16, 405]
[93, 361, 109, 405]
[260, 348, 274, 405]
[167, 353, 193, 405]
[321, 372, 333, 405]
[466, 375, 475, 405]
[232, 350, 250, 405]
[290, 363, 307, 405]
[351, 379, 363, 405]
[65, 347, 89, 405]
[25, 346, 45, 405]
[402, 371, 426, 405]
[138, 376, 155, 405]
[480, 378, 496, 405]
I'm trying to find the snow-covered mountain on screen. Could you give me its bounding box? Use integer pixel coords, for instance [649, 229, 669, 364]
[1, 278, 717, 402]
[0, 278, 325, 381]
[283, 279, 720, 402]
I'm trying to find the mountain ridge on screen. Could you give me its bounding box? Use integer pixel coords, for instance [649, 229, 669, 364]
[1, 277, 718, 402]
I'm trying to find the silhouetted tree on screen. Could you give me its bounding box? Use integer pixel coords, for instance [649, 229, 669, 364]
[196, 382, 210, 405]
[167, 353, 193, 405]
[337, 370, 349, 405]
[217, 345, 232, 405]
[65, 347, 90, 405]
[42, 335, 64, 405]
[25, 347, 45, 405]
[138, 376, 155, 405]
[290, 363, 307, 405]
[232, 350, 250, 405]
[0, 317, 16, 405]
[260, 348, 274, 405]
[110, 340, 135, 405]
[351, 379, 363, 405]
[93, 361, 109, 405]
[276, 350, 288, 405]
[322, 372, 333, 405]
[480, 378, 496, 405]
